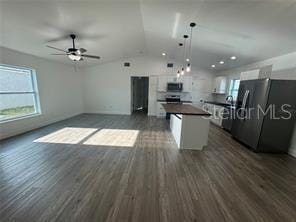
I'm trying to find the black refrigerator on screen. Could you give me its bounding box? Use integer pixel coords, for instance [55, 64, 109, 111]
[231, 78, 296, 153]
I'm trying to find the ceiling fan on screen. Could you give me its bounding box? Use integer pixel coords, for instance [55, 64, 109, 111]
[46, 34, 101, 61]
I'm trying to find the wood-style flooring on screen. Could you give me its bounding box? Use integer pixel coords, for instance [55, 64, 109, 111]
[1, 114, 296, 222]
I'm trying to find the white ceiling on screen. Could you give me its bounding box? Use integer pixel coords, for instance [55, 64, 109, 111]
[1, 0, 296, 72]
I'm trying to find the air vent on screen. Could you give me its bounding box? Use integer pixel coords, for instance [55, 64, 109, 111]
[124, 62, 130, 67]
[167, 63, 173, 68]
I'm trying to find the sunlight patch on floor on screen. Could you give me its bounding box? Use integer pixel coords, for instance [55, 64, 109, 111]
[34, 127, 97, 144]
[83, 129, 139, 147]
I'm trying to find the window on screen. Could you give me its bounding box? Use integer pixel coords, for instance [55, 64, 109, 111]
[229, 79, 240, 100]
[0, 64, 41, 122]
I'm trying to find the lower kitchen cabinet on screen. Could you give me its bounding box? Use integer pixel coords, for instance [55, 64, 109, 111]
[156, 102, 166, 117]
[203, 104, 224, 127]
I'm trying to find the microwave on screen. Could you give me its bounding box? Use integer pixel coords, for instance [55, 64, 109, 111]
[167, 82, 183, 92]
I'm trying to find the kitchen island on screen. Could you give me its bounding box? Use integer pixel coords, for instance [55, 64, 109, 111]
[162, 104, 211, 150]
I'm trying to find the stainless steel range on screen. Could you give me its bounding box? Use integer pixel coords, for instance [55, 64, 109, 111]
[165, 95, 181, 103]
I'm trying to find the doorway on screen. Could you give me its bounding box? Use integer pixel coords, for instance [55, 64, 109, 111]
[131, 77, 149, 114]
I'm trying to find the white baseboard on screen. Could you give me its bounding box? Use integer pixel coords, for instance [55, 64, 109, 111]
[0, 112, 83, 140]
[288, 148, 296, 158]
[85, 110, 131, 115]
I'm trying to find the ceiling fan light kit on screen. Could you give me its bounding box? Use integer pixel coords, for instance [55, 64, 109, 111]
[68, 54, 82, 61]
[47, 34, 101, 62]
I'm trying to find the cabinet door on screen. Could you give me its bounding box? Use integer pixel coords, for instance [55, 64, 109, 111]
[209, 105, 224, 126]
[158, 76, 167, 91]
[212, 76, 226, 94]
[170, 114, 182, 148]
[212, 78, 219, 93]
[183, 76, 192, 92]
[167, 76, 176, 83]
[157, 102, 166, 117]
[240, 69, 260, 81]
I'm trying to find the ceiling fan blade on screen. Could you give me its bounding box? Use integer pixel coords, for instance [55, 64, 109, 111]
[47, 35, 72, 43]
[50, 53, 69, 55]
[46, 45, 68, 53]
[78, 48, 87, 54]
[81, 54, 101, 59]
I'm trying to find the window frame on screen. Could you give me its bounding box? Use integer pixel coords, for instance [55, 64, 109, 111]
[0, 64, 41, 123]
[229, 79, 240, 100]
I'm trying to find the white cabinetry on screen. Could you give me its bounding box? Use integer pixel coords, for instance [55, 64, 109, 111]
[204, 104, 224, 127]
[170, 114, 182, 147]
[170, 114, 210, 150]
[158, 76, 177, 91]
[181, 76, 192, 92]
[167, 76, 176, 83]
[156, 102, 166, 117]
[240, 69, 260, 81]
[157, 76, 167, 92]
[212, 76, 227, 94]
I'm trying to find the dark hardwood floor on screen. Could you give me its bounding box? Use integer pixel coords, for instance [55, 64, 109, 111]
[1, 114, 296, 222]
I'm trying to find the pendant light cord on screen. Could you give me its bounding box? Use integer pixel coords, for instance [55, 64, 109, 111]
[188, 27, 193, 62]
[182, 38, 186, 66]
[183, 35, 188, 68]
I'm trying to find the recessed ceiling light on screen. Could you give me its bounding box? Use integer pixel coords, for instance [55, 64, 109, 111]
[211, 65, 216, 68]
[186, 58, 190, 62]
[219, 61, 224, 64]
[230, 56, 237, 60]
[162, 53, 166, 56]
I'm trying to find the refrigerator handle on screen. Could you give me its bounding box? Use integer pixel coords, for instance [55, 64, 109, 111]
[242, 90, 250, 109]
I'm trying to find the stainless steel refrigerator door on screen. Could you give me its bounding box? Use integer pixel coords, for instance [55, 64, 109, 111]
[231, 79, 270, 149]
[258, 80, 296, 152]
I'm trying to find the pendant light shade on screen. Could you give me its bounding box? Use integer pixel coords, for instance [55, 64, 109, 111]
[186, 63, 191, 72]
[181, 67, 185, 75]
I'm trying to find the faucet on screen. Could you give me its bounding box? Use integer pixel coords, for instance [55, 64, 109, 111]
[225, 95, 234, 105]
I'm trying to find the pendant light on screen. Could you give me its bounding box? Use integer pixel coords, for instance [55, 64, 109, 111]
[177, 70, 180, 78]
[186, 22, 196, 73]
[186, 63, 191, 72]
[182, 35, 188, 75]
[178, 43, 184, 75]
[181, 67, 185, 75]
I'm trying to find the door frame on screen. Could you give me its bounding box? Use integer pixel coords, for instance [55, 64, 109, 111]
[130, 76, 149, 115]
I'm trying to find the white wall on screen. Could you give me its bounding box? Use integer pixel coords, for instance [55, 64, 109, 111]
[82, 55, 214, 115]
[0, 47, 84, 139]
[216, 51, 296, 157]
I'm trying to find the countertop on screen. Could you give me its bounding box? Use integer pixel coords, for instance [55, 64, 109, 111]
[204, 101, 235, 109]
[162, 104, 211, 116]
[157, 99, 192, 103]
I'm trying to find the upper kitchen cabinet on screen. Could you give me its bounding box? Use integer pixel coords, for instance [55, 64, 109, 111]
[167, 76, 177, 83]
[181, 76, 193, 93]
[240, 69, 260, 81]
[212, 76, 227, 94]
[157, 76, 168, 91]
[240, 67, 272, 80]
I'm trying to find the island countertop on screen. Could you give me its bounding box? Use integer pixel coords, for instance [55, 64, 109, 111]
[162, 104, 211, 116]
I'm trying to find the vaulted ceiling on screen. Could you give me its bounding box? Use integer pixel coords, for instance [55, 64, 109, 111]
[1, 0, 296, 72]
